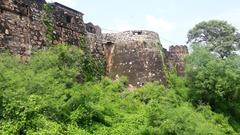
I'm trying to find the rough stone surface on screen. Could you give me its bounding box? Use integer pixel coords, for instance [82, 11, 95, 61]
[0, 0, 86, 55]
[0, 0, 46, 56]
[103, 30, 167, 87]
[85, 22, 105, 59]
[51, 2, 85, 45]
[0, 0, 189, 87]
[165, 45, 188, 76]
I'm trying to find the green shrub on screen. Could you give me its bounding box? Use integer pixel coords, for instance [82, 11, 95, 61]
[0, 45, 237, 134]
[186, 45, 240, 132]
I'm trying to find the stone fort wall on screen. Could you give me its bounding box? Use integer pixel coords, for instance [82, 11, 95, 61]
[0, 0, 46, 55]
[0, 0, 188, 87]
[164, 45, 188, 76]
[103, 30, 167, 87]
[0, 0, 93, 54]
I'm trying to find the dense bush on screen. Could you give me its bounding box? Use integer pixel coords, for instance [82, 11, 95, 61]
[186, 45, 240, 131]
[0, 45, 237, 134]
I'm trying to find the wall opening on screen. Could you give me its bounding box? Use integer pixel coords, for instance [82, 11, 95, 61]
[133, 31, 142, 35]
[105, 42, 114, 47]
[65, 15, 73, 23]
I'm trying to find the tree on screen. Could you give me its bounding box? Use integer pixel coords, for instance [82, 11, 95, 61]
[187, 20, 240, 58]
[186, 46, 240, 131]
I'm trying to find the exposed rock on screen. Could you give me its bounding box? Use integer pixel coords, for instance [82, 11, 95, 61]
[5, 29, 9, 35]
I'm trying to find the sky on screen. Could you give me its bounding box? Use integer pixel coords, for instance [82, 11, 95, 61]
[46, 0, 240, 48]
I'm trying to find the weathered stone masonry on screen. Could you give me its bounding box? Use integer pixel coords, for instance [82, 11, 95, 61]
[85, 22, 105, 59]
[164, 45, 188, 76]
[103, 31, 167, 87]
[103, 31, 189, 87]
[0, 0, 188, 87]
[0, 0, 88, 55]
[0, 0, 46, 55]
[170, 45, 188, 76]
[50, 2, 85, 45]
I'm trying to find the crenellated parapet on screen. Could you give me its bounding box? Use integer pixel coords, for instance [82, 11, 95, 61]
[165, 45, 189, 76]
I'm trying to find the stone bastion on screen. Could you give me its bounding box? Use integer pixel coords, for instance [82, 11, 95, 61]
[103, 30, 167, 87]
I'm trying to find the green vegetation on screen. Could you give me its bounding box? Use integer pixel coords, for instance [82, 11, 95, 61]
[187, 20, 240, 131]
[42, 4, 54, 45]
[187, 20, 240, 58]
[0, 44, 238, 134]
[78, 34, 106, 82]
[186, 45, 240, 131]
[1, 19, 240, 134]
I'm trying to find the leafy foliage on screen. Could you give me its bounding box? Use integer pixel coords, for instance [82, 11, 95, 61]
[187, 20, 240, 58]
[78, 34, 106, 82]
[186, 45, 240, 131]
[42, 3, 54, 45]
[0, 45, 237, 134]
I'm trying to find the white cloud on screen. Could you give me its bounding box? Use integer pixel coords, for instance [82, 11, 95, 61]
[146, 15, 175, 32]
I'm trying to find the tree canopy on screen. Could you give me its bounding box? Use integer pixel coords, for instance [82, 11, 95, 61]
[187, 20, 240, 58]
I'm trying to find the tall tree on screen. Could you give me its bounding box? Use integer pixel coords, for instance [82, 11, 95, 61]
[187, 20, 240, 58]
